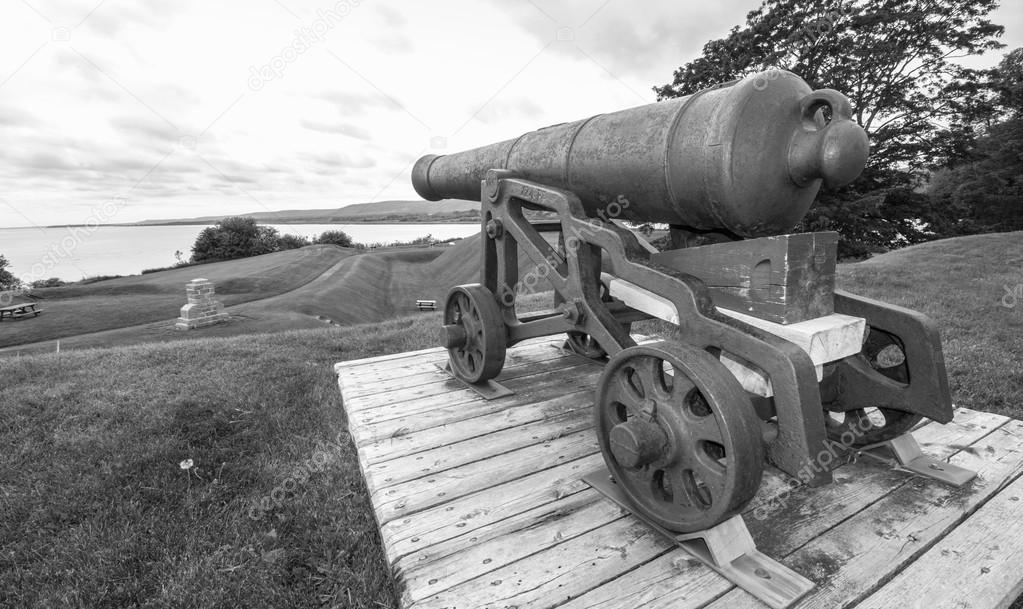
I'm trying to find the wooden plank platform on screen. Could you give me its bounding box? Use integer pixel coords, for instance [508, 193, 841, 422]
[335, 336, 1023, 609]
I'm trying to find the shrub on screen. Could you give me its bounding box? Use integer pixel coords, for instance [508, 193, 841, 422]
[0, 255, 20, 291]
[191, 217, 280, 263]
[278, 233, 311, 250]
[314, 230, 355, 248]
[30, 278, 66, 288]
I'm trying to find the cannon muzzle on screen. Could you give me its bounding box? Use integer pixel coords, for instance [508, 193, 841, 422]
[412, 70, 868, 238]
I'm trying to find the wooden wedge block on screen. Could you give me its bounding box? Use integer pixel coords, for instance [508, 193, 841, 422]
[650, 232, 838, 324]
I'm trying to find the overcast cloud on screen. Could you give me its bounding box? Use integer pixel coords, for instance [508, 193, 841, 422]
[0, 0, 1020, 227]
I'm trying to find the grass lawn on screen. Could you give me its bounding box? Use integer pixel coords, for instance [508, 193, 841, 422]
[0, 316, 442, 608]
[0, 245, 354, 349]
[1, 232, 1021, 608]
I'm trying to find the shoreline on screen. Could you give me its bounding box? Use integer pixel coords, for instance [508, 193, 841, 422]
[0, 219, 482, 230]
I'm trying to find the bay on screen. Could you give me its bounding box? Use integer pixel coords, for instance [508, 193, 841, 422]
[0, 223, 480, 283]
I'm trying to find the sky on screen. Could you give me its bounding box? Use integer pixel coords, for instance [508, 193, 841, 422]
[0, 0, 1020, 228]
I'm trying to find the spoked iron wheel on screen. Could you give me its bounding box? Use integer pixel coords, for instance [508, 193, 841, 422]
[823, 327, 922, 446]
[441, 284, 507, 383]
[595, 341, 764, 532]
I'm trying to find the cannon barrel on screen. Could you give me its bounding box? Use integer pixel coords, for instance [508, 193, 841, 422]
[412, 70, 868, 238]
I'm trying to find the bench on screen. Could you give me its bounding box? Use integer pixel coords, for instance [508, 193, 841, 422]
[415, 299, 437, 311]
[0, 303, 42, 321]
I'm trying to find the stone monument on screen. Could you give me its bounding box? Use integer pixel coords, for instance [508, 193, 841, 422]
[175, 278, 228, 330]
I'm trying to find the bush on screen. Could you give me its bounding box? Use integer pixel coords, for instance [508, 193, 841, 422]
[278, 233, 311, 250]
[0, 255, 20, 291]
[314, 230, 355, 248]
[191, 217, 280, 263]
[30, 278, 66, 288]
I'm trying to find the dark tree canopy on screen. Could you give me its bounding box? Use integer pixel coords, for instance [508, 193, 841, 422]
[656, 0, 1003, 182]
[654, 0, 1006, 256]
[191, 217, 280, 263]
[314, 230, 355, 248]
[278, 233, 311, 250]
[0, 255, 20, 291]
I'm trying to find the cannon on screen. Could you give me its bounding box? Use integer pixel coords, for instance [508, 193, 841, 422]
[411, 70, 955, 534]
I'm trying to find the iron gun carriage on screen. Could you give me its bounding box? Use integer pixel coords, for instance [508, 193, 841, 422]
[411, 70, 955, 534]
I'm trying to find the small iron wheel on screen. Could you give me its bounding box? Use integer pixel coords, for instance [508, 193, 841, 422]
[566, 331, 607, 359]
[823, 327, 922, 446]
[595, 341, 764, 532]
[561, 280, 631, 360]
[442, 284, 507, 383]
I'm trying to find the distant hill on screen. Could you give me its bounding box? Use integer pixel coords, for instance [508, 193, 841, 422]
[133, 199, 480, 225]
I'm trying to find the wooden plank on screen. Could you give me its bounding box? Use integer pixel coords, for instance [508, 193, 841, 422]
[336, 339, 562, 392]
[704, 418, 1023, 609]
[409, 517, 673, 609]
[380, 453, 606, 562]
[556, 409, 1008, 609]
[360, 406, 595, 489]
[340, 340, 566, 399]
[344, 349, 564, 399]
[371, 427, 601, 523]
[343, 347, 577, 405]
[344, 356, 594, 413]
[351, 387, 593, 448]
[717, 310, 865, 363]
[358, 390, 594, 462]
[649, 232, 838, 324]
[335, 335, 560, 372]
[399, 489, 624, 604]
[348, 362, 601, 433]
[855, 472, 1023, 609]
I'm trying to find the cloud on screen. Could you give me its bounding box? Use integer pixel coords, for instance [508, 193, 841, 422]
[317, 89, 380, 115]
[481, 0, 759, 82]
[300, 118, 372, 139]
[303, 150, 376, 170]
[0, 105, 40, 128]
[470, 96, 546, 125]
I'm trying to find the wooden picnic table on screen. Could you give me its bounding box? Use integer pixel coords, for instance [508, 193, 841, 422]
[0, 302, 42, 321]
[335, 335, 1023, 609]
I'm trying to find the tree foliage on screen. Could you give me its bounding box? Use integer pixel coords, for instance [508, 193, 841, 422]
[0, 255, 20, 291]
[655, 0, 1005, 256]
[278, 234, 311, 250]
[191, 217, 280, 263]
[314, 230, 355, 248]
[926, 49, 1023, 235]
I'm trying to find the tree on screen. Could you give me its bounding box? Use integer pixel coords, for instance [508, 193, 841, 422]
[191, 217, 280, 263]
[655, 0, 1005, 255]
[315, 230, 355, 248]
[0, 255, 20, 291]
[278, 233, 311, 250]
[992, 47, 1023, 114]
[927, 49, 1023, 234]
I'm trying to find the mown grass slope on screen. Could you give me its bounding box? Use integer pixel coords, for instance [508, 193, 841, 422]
[836, 231, 1023, 418]
[0, 318, 439, 609]
[0, 246, 354, 348]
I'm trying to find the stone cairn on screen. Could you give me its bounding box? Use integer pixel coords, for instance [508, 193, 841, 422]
[175, 278, 229, 330]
